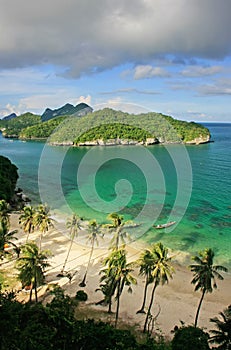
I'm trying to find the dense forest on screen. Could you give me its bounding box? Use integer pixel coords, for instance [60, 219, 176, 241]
[0, 156, 18, 202]
[50, 109, 210, 145]
[0, 108, 210, 144]
[0, 113, 41, 138]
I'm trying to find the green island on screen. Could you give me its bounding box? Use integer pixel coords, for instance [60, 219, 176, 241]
[0, 156, 230, 350]
[0, 107, 210, 145]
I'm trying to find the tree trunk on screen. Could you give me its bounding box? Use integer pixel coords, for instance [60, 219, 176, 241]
[143, 281, 158, 333]
[79, 240, 94, 287]
[137, 277, 149, 314]
[29, 283, 33, 303]
[34, 274, 38, 303]
[194, 289, 206, 327]
[115, 279, 121, 328]
[61, 237, 74, 274]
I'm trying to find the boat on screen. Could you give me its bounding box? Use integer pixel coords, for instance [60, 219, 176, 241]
[153, 221, 176, 229]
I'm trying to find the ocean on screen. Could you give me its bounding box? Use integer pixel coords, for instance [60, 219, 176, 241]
[0, 123, 230, 267]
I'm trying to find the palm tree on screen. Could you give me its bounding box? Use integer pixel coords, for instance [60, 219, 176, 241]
[16, 242, 50, 302]
[19, 205, 35, 242]
[106, 212, 131, 250]
[209, 305, 231, 350]
[33, 204, 54, 250]
[143, 242, 174, 333]
[0, 220, 18, 259]
[189, 248, 228, 328]
[0, 199, 10, 227]
[79, 220, 102, 287]
[60, 213, 83, 275]
[136, 248, 155, 314]
[102, 248, 137, 327]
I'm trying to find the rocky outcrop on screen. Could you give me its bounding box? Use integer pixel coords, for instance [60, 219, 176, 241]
[77, 137, 159, 146]
[41, 103, 93, 121]
[185, 135, 210, 145]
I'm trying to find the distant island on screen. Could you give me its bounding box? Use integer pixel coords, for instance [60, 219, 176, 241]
[0, 103, 210, 145]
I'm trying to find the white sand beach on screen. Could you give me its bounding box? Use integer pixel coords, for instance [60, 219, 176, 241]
[7, 213, 231, 339]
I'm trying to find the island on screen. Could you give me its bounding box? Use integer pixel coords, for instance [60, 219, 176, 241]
[0, 105, 210, 145]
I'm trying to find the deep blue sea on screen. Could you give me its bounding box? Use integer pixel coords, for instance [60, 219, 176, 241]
[0, 123, 230, 266]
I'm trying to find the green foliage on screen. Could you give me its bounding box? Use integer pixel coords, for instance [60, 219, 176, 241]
[0, 287, 170, 349]
[209, 305, 231, 349]
[75, 123, 153, 143]
[75, 290, 88, 301]
[0, 156, 18, 202]
[171, 326, 210, 350]
[0, 112, 41, 137]
[19, 115, 66, 139]
[48, 108, 210, 144]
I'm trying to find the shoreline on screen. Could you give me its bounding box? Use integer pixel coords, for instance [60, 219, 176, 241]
[7, 212, 231, 338]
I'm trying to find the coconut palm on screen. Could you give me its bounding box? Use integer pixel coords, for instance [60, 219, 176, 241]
[209, 305, 231, 350]
[106, 212, 131, 250]
[60, 213, 83, 275]
[0, 220, 18, 259]
[16, 242, 50, 302]
[143, 242, 174, 333]
[0, 199, 10, 227]
[189, 248, 228, 327]
[79, 220, 102, 287]
[19, 205, 35, 242]
[102, 248, 136, 327]
[136, 248, 155, 314]
[33, 204, 54, 250]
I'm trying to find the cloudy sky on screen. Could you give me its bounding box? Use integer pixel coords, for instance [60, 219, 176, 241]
[0, 0, 231, 122]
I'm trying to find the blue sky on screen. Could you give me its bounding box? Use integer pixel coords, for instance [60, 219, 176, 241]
[0, 0, 231, 122]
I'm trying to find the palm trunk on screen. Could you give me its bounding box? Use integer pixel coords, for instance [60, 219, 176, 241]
[143, 280, 158, 333]
[29, 283, 33, 302]
[79, 240, 94, 287]
[115, 279, 121, 328]
[34, 274, 38, 303]
[137, 277, 149, 314]
[194, 289, 206, 327]
[61, 237, 74, 274]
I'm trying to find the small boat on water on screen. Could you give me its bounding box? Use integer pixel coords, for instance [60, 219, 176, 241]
[153, 221, 176, 229]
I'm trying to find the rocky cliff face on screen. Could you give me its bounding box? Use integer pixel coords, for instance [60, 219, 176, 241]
[77, 137, 158, 146]
[185, 134, 210, 145]
[41, 103, 93, 121]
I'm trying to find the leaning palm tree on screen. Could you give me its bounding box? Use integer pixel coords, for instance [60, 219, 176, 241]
[189, 248, 228, 328]
[33, 204, 54, 250]
[102, 248, 137, 327]
[0, 220, 18, 259]
[60, 213, 83, 275]
[106, 212, 131, 250]
[79, 219, 102, 287]
[19, 205, 35, 242]
[16, 241, 50, 302]
[0, 199, 10, 227]
[143, 242, 175, 333]
[136, 248, 155, 314]
[209, 305, 231, 350]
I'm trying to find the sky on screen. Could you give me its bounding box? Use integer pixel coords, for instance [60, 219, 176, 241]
[0, 0, 231, 122]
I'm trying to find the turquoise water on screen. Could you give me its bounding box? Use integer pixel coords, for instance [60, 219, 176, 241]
[0, 123, 230, 266]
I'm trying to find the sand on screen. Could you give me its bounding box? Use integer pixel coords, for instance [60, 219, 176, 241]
[5, 213, 231, 338]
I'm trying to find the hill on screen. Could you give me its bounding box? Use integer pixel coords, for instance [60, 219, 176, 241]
[0, 156, 18, 202]
[0, 113, 41, 138]
[41, 102, 93, 121]
[48, 108, 210, 145]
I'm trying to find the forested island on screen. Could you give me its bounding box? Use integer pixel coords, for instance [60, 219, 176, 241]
[0, 105, 210, 145]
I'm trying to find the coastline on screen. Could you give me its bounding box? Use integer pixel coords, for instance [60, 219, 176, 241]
[8, 213, 230, 338]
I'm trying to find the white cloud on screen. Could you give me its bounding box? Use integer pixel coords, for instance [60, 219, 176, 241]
[134, 65, 170, 79]
[181, 65, 222, 77]
[0, 0, 231, 77]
